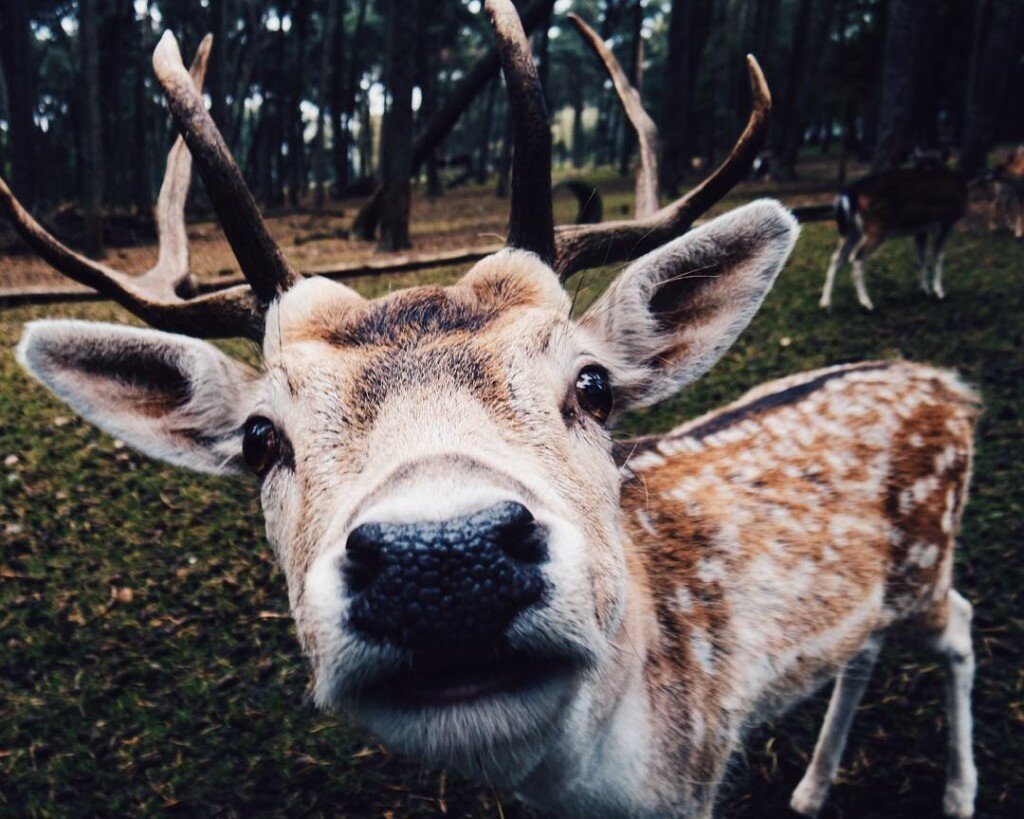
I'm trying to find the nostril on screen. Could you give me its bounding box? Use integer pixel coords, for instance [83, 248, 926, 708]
[344, 523, 384, 593]
[494, 501, 548, 565]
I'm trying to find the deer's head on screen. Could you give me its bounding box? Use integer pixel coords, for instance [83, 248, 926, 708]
[8, 1, 795, 778]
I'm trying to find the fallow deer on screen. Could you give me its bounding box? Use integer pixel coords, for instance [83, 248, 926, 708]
[820, 163, 968, 310]
[989, 145, 1024, 239]
[4, 3, 979, 817]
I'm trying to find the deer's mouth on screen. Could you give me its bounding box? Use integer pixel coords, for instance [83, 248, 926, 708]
[362, 649, 577, 709]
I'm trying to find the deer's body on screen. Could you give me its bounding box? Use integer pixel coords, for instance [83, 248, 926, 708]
[5, 5, 981, 818]
[820, 166, 968, 310]
[990, 146, 1024, 238]
[494, 360, 977, 816]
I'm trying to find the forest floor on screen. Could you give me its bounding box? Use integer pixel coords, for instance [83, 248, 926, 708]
[0, 170, 1022, 818]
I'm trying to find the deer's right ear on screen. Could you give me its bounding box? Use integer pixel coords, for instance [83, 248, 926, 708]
[17, 320, 258, 476]
[581, 199, 798, 409]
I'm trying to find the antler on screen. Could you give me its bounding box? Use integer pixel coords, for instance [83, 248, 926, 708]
[567, 14, 659, 219]
[0, 34, 297, 340]
[485, 0, 555, 264]
[485, 5, 771, 281]
[152, 33, 299, 304]
[554, 46, 771, 280]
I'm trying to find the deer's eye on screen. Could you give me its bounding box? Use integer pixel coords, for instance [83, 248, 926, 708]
[243, 416, 281, 476]
[575, 365, 613, 423]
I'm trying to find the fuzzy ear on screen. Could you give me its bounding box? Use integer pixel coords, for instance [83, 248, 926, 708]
[17, 321, 258, 475]
[581, 199, 798, 409]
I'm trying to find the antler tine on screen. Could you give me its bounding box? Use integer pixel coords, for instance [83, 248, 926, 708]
[485, 0, 555, 264]
[138, 33, 213, 298]
[152, 31, 300, 304]
[553, 54, 772, 280]
[0, 38, 264, 339]
[568, 13, 659, 219]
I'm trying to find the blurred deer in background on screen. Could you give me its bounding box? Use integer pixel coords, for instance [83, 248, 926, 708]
[820, 162, 968, 310]
[989, 145, 1024, 238]
[3, 3, 980, 817]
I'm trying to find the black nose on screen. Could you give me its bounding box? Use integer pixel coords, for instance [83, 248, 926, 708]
[344, 501, 547, 652]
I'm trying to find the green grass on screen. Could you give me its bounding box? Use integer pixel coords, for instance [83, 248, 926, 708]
[1, 223, 1022, 817]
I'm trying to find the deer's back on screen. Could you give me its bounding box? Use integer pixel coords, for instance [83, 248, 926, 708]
[621, 361, 978, 722]
[847, 167, 967, 232]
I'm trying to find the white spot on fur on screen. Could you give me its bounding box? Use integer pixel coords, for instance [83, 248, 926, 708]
[696, 559, 725, 584]
[941, 488, 957, 533]
[675, 586, 694, 614]
[913, 476, 939, 505]
[690, 628, 715, 675]
[628, 450, 666, 472]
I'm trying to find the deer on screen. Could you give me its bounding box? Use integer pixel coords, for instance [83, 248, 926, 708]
[819, 160, 968, 310]
[989, 145, 1024, 239]
[3, 3, 979, 817]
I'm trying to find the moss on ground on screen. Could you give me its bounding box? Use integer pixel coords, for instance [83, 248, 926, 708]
[1, 223, 1021, 817]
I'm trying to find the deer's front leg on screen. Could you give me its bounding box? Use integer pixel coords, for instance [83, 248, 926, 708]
[821, 235, 856, 309]
[790, 635, 883, 817]
[850, 234, 881, 311]
[934, 590, 977, 819]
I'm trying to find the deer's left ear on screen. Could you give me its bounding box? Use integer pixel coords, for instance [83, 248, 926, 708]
[581, 199, 798, 409]
[17, 320, 258, 475]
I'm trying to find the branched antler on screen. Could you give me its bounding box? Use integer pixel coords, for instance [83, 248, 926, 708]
[487, 5, 771, 280]
[0, 37, 264, 338]
[568, 14, 659, 219]
[0, 34, 297, 340]
[552, 52, 771, 280]
[152, 32, 299, 304]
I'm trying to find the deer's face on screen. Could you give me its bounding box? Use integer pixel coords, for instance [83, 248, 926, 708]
[252, 253, 633, 763]
[17, 201, 797, 772]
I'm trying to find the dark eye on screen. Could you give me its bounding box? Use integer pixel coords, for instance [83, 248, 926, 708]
[575, 365, 613, 422]
[243, 416, 280, 476]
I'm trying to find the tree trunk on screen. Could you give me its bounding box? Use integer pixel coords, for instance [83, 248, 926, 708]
[618, 0, 644, 177]
[660, 0, 712, 195]
[571, 78, 585, 169]
[209, 0, 228, 129]
[132, 16, 151, 214]
[961, 0, 1024, 175]
[80, 0, 105, 257]
[287, 0, 312, 207]
[0, 0, 36, 208]
[418, 2, 442, 199]
[476, 78, 499, 183]
[535, 4, 553, 93]
[314, 0, 340, 210]
[377, 0, 418, 251]
[872, 0, 924, 170]
[270, 31, 287, 207]
[773, 0, 814, 176]
[329, 0, 349, 197]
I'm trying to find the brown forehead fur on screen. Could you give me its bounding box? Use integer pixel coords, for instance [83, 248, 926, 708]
[279, 250, 565, 350]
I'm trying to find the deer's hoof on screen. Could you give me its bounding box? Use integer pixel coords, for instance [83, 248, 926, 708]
[943, 786, 975, 818]
[789, 780, 825, 818]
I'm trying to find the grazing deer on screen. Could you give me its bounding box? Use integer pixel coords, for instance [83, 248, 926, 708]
[989, 145, 1024, 239]
[5, 4, 979, 817]
[820, 164, 968, 310]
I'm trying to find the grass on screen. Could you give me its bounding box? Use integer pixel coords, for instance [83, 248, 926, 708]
[1, 221, 1022, 818]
